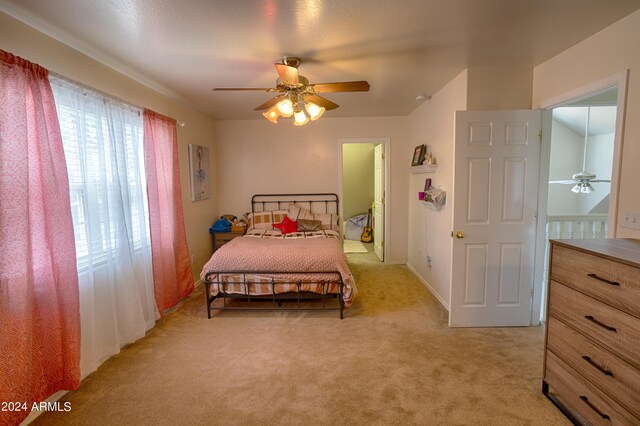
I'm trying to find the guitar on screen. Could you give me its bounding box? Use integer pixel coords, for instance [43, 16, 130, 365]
[361, 209, 373, 243]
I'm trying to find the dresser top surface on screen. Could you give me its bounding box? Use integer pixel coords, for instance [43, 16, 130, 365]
[550, 238, 640, 268]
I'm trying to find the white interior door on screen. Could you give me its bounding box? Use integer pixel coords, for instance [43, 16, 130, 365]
[450, 110, 541, 327]
[373, 144, 384, 261]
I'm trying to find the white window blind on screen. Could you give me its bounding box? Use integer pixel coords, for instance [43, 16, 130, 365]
[52, 80, 150, 270]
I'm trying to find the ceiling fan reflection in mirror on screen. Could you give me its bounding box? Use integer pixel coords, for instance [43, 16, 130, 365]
[549, 106, 611, 193]
[212, 57, 370, 125]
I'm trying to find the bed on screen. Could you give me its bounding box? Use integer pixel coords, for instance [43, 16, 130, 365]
[200, 193, 357, 318]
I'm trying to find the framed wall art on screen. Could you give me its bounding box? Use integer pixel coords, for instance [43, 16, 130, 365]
[189, 144, 211, 201]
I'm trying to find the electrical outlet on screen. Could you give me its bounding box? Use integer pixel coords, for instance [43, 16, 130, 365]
[426, 255, 432, 268]
[622, 211, 640, 230]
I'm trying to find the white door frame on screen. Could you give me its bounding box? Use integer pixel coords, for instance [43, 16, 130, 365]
[531, 69, 629, 325]
[338, 138, 390, 262]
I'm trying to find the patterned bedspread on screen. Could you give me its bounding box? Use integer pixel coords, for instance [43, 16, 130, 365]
[200, 233, 357, 307]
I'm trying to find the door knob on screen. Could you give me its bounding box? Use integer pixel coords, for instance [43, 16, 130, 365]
[451, 230, 464, 239]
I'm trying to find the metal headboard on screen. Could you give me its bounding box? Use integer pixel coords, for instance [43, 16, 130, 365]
[251, 193, 339, 215]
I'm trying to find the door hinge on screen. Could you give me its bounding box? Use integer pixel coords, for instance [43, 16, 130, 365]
[381, 241, 385, 248]
[382, 153, 385, 160]
[530, 288, 534, 299]
[538, 130, 542, 142]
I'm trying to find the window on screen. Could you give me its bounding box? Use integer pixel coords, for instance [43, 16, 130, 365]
[51, 78, 150, 270]
[50, 76, 157, 377]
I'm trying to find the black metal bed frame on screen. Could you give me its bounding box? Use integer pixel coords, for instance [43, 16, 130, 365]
[204, 271, 345, 319]
[204, 193, 346, 319]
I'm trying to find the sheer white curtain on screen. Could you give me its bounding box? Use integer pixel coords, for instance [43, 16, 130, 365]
[50, 76, 158, 377]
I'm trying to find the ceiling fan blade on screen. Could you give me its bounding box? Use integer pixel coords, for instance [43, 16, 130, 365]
[213, 87, 276, 91]
[304, 94, 339, 110]
[590, 179, 611, 183]
[275, 63, 299, 87]
[311, 81, 370, 93]
[254, 95, 285, 111]
[549, 180, 578, 184]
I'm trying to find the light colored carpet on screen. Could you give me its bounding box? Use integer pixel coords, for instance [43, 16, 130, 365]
[343, 239, 368, 253]
[32, 251, 569, 426]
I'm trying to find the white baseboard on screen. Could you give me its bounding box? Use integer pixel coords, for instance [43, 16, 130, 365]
[19, 390, 67, 426]
[406, 262, 450, 312]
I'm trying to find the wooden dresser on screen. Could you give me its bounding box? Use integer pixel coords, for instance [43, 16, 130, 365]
[543, 238, 640, 425]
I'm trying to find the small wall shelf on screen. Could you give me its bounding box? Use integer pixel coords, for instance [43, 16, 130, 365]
[408, 164, 438, 174]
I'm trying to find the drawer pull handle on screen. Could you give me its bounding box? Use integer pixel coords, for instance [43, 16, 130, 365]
[579, 396, 611, 420]
[582, 355, 614, 377]
[587, 273, 620, 286]
[584, 315, 617, 332]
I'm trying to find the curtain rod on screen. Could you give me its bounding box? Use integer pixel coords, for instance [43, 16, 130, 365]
[48, 71, 186, 127]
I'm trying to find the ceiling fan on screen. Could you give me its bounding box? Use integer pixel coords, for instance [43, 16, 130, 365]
[212, 57, 370, 125]
[549, 106, 611, 193]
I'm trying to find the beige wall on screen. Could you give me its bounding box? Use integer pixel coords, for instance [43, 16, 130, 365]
[1, 12, 218, 282]
[467, 67, 533, 110]
[533, 9, 640, 238]
[342, 143, 375, 221]
[213, 116, 409, 263]
[406, 70, 468, 308]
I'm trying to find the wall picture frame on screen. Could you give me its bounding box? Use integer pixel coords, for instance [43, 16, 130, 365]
[411, 144, 426, 166]
[188, 144, 211, 201]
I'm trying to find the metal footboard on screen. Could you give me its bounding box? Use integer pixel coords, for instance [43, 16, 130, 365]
[204, 270, 345, 319]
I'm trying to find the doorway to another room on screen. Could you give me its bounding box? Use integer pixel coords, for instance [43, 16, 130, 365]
[538, 87, 619, 321]
[340, 139, 388, 262]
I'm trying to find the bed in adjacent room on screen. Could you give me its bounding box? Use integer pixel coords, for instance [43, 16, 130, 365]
[200, 193, 357, 318]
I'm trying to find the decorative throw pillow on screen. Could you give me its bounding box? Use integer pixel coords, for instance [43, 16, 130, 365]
[272, 216, 298, 234]
[246, 209, 288, 229]
[297, 219, 322, 232]
[287, 203, 315, 221]
[314, 213, 340, 232]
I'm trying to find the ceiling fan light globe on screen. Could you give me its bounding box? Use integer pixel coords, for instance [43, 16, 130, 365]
[293, 109, 309, 126]
[581, 183, 595, 193]
[262, 106, 280, 123]
[571, 184, 581, 193]
[305, 102, 325, 120]
[277, 99, 294, 117]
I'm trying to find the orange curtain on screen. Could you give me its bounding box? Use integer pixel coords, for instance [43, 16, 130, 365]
[0, 50, 80, 425]
[143, 109, 194, 313]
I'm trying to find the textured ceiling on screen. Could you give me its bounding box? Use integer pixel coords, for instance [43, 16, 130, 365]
[2, 0, 639, 120]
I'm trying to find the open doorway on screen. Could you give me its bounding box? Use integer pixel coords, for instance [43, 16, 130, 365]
[548, 90, 617, 231]
[339, 139, 388, 262]
[538, 87, 619, 321]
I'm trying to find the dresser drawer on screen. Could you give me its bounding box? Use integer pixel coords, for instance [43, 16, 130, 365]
[545, 351, 638, 426]
[546, 316, 640, 418]
[549, 281, 640, 367]
[551, 244, 640, 317]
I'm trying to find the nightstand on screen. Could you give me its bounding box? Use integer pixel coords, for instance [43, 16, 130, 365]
[211, 229, 245, 253]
